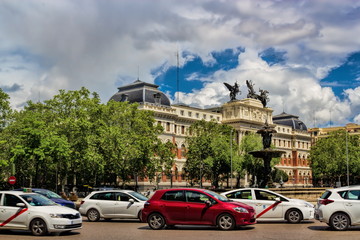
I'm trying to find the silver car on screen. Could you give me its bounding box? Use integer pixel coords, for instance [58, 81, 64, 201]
[79, 190, 148, 222]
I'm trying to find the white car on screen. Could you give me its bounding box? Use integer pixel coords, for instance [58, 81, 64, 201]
[221, 188, 314, 223]
[0, 191, 82, 236]
[315, 185, 360, 230]
[79, 190, 148, 222]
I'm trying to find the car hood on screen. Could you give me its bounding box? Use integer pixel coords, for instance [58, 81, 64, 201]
[287, 198, 314, 207]
[51, 197, 74, 204]
[226, 201, 254, 210]
[29, 205, 80, 214]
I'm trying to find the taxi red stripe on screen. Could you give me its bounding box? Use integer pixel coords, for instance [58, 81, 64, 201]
[0, 208, 28, 227]
[256, 201, 281, 218]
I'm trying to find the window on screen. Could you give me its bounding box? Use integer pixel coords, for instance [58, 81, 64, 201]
[254, 190, 286, 201]
[4, 194, 24, 207]
[344, 190, 360, 200]
[166, 122, 170, 132]
[161, 190, 185, 201]
[180, 110, 184, 116]
[188, 112, 192, 117]
[226, 190, 252, 200]
[196, 113, 199, 118]
[181, 126, 185, 134]
[186, 191, 210, 203]
[174, 124, 177, 134]
[115, 192, 131, 202]
[90, 192, 115, 201]
[181, 144, 186, 157]
[203, 114, 206, 119]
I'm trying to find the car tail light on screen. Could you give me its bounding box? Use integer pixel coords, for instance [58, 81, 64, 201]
[319, 199, 334, 205]
[144, 201, 150, 208]
[80, 200, 85, 205]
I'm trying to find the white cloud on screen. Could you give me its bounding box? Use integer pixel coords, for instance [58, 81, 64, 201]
[0, 0, 359, 126]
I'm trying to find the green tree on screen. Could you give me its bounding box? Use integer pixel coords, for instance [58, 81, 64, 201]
[185, 120, 236, 188]
[239, 132, 263, 186]
[0, 88, 13, 184]
[310, 130, 360, 185]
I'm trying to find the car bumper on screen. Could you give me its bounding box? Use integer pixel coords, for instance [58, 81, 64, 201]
[47, 218, 82, 233]
[234, 212, 256, 226]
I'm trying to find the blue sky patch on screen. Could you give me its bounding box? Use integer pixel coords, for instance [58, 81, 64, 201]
[320, 52, 360, 99]
[154, 48, 243, 98]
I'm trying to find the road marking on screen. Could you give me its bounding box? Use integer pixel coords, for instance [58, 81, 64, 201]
[0, 208, 28, 227]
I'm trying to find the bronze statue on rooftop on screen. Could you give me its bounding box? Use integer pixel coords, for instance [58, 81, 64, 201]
[224, 81, 240, 101]
[246, 80, 269, 107]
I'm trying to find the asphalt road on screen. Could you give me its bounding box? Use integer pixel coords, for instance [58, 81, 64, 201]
[1, 218, 359, 240]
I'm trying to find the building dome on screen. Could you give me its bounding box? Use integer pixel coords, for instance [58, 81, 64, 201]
[272, 112, 307, 131]
[109, 80, 171, 107]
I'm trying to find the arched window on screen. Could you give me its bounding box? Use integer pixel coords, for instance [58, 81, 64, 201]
[181, 144, 186, 158]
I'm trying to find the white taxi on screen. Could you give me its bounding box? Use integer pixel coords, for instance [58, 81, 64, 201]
[221, 188, 314, 223]
[0, 191, 82, 236]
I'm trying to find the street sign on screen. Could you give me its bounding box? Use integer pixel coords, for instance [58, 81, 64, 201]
[8, 176, 16, 185]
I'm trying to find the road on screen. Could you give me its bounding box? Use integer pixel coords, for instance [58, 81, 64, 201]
[1, 218, 359, 240]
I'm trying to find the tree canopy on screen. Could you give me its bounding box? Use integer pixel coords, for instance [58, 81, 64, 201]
[0, 88, 174, 191]
[310, 130, 360, 185]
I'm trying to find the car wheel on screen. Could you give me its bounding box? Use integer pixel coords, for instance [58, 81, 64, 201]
[87, 209, 100, 222]
[148, 213, 165, 230]
[329, 212, 350, 231]
[138, 210, 142, 222]
[217, 213, 235, 230]
[286, 209, 302, 223]
[30, 218, 48, 236]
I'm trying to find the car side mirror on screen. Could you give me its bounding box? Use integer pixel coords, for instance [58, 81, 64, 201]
[16, 203, 27, 208]
[275, 197, 281, 202]
[205, 200, 212, 207]
[129, 199, 135, 204]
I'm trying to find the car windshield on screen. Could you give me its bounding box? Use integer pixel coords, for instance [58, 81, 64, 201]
[128, 191, 148, 201]
[20, 194, 58, 206]
[35, 190, 62, 199]
[204, 190, 230, 202]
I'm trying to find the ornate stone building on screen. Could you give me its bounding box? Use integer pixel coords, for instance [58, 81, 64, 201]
[110, 80, 312, 188]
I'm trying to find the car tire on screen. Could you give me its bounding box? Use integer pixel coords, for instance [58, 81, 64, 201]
[30, 218, 48, 236]
[148, 213, 165, 230]
[217, 213, 235, 230]
[138, 210, 142, 222]
[286, 209, 302, 223]
[87, 208, 100, 222]
[329, 212, 350, 231]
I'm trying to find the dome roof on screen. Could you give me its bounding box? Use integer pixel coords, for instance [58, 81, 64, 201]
[109, 80, 171, 107]
[272, 112, 307, 131]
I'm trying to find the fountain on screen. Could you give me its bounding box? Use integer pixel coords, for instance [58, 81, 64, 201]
[249, 121, 285, 188]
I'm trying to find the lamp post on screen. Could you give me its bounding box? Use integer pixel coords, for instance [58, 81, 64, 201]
[230, 129, 233, 189]
[346, 129, 350, 186]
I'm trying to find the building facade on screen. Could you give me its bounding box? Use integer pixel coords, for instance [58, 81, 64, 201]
[110, 80, 312, 188]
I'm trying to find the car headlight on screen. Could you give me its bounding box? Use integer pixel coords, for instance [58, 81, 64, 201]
[50, 213, 63, 218]
[304, 202, 314, 208]
[233, 207, 249, 213]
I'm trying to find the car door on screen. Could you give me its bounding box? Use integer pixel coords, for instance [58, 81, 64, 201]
[185, 190, 214, 224]
[159, 190, 186, 222]
[0, 193, 28, 229]
[343, 190, 360, 224]
[93, 192, 116, 217]
[253, 190, 283, 219]
[113, 192, 139, 218]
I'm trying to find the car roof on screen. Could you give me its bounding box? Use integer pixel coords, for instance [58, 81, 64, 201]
[90, 189, 135, 194]
[0, 191, 37, 196]
[328, 185, 360, 192]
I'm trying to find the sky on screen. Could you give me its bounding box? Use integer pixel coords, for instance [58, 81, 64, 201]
[0, 0, 360, 128]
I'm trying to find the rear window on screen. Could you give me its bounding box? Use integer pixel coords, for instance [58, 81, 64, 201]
[90, 192, 115, 201]
[320, 191, 332, 199]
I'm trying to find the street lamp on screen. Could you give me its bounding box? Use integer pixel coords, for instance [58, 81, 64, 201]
[230, 129, 233, 189]
[346, 129, 350, 186]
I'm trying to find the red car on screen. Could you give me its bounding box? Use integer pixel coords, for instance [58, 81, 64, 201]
[142, 188, 256, 230]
